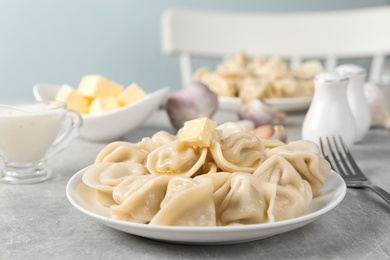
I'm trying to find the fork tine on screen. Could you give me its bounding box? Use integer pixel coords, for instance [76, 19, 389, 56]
[338, 136, 366, 179]
[325, 137, 345, 175]
[319, 137, 334, 170]
[321, 137, 390, 206]
[332, 136, 354, 176]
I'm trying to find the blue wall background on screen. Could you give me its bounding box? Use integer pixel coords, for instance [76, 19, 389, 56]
[1, 0, 389, 101]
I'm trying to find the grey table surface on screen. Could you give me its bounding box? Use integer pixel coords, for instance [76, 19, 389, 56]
[1, 110, 390, 260]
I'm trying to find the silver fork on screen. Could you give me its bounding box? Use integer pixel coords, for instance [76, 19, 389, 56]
[319, 136, 390, 206]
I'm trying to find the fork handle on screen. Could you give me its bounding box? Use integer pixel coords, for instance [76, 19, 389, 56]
[365, 185, 390, 206]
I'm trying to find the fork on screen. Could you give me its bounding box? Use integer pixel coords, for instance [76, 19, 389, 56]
[319, 136, 390, 206]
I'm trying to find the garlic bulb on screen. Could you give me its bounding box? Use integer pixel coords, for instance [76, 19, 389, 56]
[165, 82, 219, 129]
[239, 98, 286, 127]
[250, 124, 287, 142]
[363, 83, 390, 130]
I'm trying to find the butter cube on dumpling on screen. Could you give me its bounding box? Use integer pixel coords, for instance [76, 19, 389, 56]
[180, 117, 217, 148]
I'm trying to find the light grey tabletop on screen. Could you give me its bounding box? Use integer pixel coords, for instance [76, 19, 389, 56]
[1, 110, 390, 260]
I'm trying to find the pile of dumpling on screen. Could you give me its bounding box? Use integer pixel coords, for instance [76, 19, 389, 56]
[194, 51, 323, 99]
[82, 118, 330, 226]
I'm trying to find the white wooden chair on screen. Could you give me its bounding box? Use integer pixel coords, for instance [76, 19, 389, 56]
[161, 6, 390, 85]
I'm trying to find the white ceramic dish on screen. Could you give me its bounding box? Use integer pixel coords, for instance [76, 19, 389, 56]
[33, 83, 170, 141]
[66, 168, 346, 245]
[218, 96, 313, 112]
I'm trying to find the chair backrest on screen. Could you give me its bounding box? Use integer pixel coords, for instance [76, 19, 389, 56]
[161, 7, 390, 85]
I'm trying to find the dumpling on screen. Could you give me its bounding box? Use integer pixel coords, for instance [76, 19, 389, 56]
[136, 137, 158, 153]
[247, 55, 267, 73]
[200, 73, 236, 97]
[216, 51, 250, 79]
[254, 155, 313, 222]
[229, 51, 249, 67]
[266, 140, 331, 197]
[95, 141, 150, 164]
[216, 61, 249, 79]
[110, 175, 171, 223]
[216, 121, 245, 139]
[234, 120, 255, 132]
[269, 77, 299, 98]
[293, 60, 324, 80]
[202, 162, 218, 174]
[149, 177, 216, 226]
[193, 67, 212, 82]
[146, 139, 208, 177]
[194, 172, 231, 195]
[213, 172, 268, 225]
[252, 56, 290, 82]
[291, 61, 323, 96]
[238, 77, 269, 100]
[298, 79, 315, 96]
[259, 138, 286, 150]
[210, 130, 266, 173]
[82, 162, 147, 207]
[151, 131, 177, 147]
[112, 175, 154, 204]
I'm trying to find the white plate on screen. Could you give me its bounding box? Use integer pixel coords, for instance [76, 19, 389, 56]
[219, 96, 313, 112]
[66, 168, 346, 245]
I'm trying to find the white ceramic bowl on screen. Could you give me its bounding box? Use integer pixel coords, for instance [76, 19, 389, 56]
[33, 83, 169, 142]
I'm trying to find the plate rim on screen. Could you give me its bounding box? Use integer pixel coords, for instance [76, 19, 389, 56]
[66, 167, 346, 243]
[218, 95, 313, 112]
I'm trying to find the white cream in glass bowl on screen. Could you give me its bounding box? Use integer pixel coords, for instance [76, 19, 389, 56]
[0, 101, 82, 184]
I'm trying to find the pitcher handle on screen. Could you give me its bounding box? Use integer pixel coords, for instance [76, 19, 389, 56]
[42, 109, 83, 161]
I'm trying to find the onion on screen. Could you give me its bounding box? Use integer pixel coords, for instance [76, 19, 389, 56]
[239, 99, 286, 127]
[166, 82, 218, 129]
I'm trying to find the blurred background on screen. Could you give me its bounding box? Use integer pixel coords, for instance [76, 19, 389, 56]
[1, 0, 389, 101]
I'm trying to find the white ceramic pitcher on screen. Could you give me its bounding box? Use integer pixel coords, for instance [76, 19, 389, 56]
[335, 64, 371, 143]
[302, 72, 356, 146]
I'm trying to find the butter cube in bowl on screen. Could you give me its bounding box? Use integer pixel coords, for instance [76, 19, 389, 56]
[33, 75, 169, 141]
